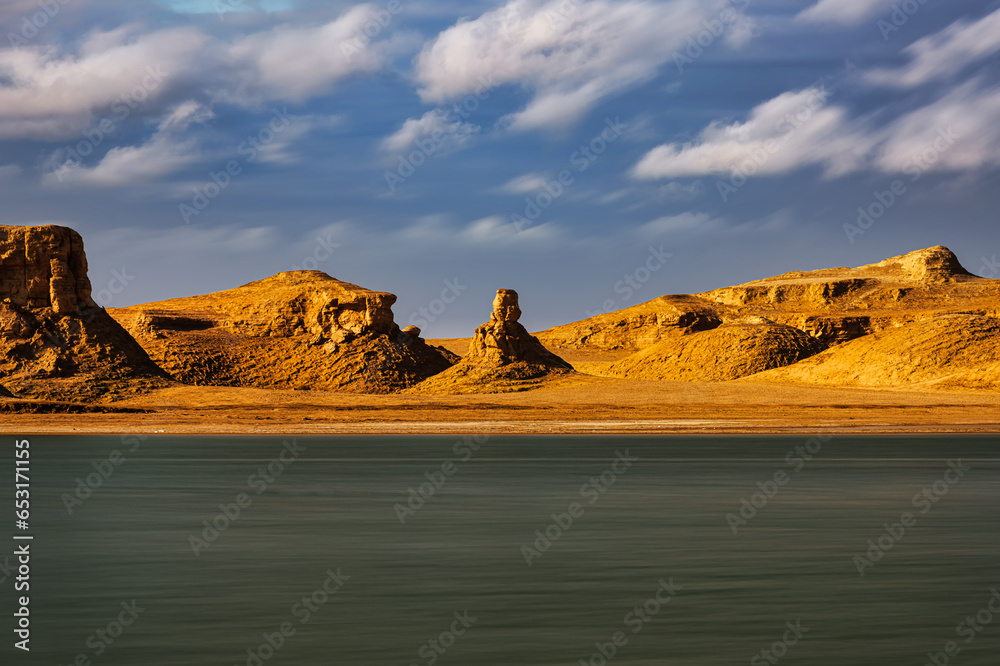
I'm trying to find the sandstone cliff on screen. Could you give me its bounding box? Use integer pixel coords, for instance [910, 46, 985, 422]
[0, 225, 169, 401]
[110, 271, 454, 393]
[535, 246, 998, 387]
[411, 289, 573, 393]
[539, 246, 994, 350]
[747, 315, 1000, 391]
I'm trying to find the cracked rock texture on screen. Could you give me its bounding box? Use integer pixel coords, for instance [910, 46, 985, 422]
[411, 289, 573, 394]
[536, 246, 999, 389]
[110, 271, 454, 393]
[0, 225, 169, 401]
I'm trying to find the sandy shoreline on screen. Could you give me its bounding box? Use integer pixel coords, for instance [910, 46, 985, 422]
[5, 375, 1000, 436]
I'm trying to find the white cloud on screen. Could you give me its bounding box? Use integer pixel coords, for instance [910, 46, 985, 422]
[226, 5, 385, 102]
[633, 87, 852, 179]
[254, 114, 343, 165]
[497, 172, 551, 194]
[871, 80, 1000, 174]
[864, 8, 1000, 88]
[0, 27, 204, 139]
[44, 103, 211, 187]
[91, 223, 280, 263]
[458, 214, 560, 245]
[380, 109, 479, 156]
[393, 214, 561, 247]
[633, 77, 1000, 181]
[638, 212, 720, 236]
[159, 100, 215, 132]
[0, 8, 388, 141]
[415, 0, 739, 131]
[796, 0, 885, 25]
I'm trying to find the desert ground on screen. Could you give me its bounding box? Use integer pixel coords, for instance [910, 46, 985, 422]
[7, 347, 1000, 436]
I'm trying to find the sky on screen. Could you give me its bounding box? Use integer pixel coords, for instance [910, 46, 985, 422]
[1, 0, 999, 337]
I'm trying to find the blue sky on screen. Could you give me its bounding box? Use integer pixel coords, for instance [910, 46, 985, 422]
[1, 0, 999, 336]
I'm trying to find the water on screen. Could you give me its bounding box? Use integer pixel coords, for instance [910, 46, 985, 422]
[4, 434, 999, 665]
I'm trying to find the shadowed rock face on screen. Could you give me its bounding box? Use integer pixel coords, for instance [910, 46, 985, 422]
[410, 289, 572, 394]
[467, 289, 572, 369]
[110, 271, 455, 393]
[0, 225, 169, 401]
[537, 245, 998, 352]
[606, 321, 827, 382]
[536, 245, 1000, 389]
[0, 225, 95, 313]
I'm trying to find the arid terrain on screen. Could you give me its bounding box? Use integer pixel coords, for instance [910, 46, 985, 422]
[2, 224, 998, 434]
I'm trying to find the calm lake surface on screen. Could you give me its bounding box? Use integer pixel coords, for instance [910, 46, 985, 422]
[4, 435, 1000, 665]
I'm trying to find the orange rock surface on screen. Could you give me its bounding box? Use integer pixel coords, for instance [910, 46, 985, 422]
[110, 271, 454, 393]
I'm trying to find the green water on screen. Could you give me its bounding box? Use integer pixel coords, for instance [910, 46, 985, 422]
[3, 435, 999, 665]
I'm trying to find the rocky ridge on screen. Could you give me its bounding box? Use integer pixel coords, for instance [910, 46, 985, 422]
[536, 246, 999, 387]
[0, 225, 169, 401]
[110, 271, 454, 393]
[747, 315, 1000, 391]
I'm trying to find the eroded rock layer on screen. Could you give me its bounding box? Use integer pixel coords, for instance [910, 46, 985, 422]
[411, 289, 573, 394]
[535, 246, 999, 385]
[605, 321, 826, 382]
[0, 225, 169, 401]
[747, 315, 1000, 391]
[110, 271, 454, 393]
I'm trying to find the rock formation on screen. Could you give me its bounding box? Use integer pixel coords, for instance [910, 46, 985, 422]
[110, 271, 455, 393]
[411, 289, 573, 393]
[605, 320, 826, 382]
[534, 245, 998, 386]
[535, 294, 721, 353]
[0, 225, 169, 401]
[747, 315, 1000, 391]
